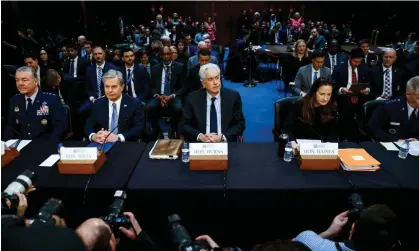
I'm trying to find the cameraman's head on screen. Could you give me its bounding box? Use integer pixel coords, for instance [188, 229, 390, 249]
[76, 218, 117, 251]
[350, 204, 398, 251]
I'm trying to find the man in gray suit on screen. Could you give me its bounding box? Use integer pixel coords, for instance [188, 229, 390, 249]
[292, 50, 331, 97]
[187, 41, 218, 75]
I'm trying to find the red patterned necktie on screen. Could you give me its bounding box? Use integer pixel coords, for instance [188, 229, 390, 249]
[351, 68, 358, 104]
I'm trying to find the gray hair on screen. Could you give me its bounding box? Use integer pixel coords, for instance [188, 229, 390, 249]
[16, 66, 37, 79]
[102, 69, 124, 86]
[199, 63, 220, 82]
[406, 76, 419, 93]
[161, 35, 170, 41]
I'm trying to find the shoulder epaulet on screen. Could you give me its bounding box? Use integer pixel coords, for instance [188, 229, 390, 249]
[97, 96, 106, 100]
[42, 92, 57, 96]
[385, 98, 401, 104]
[13, 93, 23, 97]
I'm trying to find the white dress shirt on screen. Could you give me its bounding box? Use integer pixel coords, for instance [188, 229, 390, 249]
[339, 61, 358, 94]
[25, 89, 38, 109]
[407, 102, 417, 120]
[88, 94, 125, 142]
[381, 65, 393, 98]
[71, 56, 79, 78]
[328, 53, 337, 72]
[197, 91, 226, 141]
[311, 66, 320, 85]
[90, 62, 106, 101]
[36, 67, 41, 88]
[126, 65, 136, 98]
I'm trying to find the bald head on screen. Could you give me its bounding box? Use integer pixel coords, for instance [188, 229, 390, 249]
[197, 41, 208, 52]
[383, 48, 397, 68]
[76, 218, 114, 251]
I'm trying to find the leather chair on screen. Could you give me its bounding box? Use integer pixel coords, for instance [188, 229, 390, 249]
[359, 99, 386, 139]
[272, 96, 300, 141]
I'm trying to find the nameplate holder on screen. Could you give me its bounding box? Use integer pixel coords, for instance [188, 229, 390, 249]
[58, 147, 107, 174]
[189, 143, 228, 171]
[1, 148, 20, 168]
[298, 143, 340, 170]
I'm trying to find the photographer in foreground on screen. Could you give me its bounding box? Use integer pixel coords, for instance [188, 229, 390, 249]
[76, 212, 159, 251]
[293, 204, 399, 251]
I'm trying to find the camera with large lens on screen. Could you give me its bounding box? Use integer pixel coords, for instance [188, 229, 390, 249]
[348, 193, 365, 219]
[101, 190, 131, 237]
[1, 170, 36, 214]
[168, 214, 210, 251]
[31, 198, 63, 226]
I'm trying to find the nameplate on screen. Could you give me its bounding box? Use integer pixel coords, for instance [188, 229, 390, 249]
[300, 143, 338, 156]
[190, 143, 228, 156]
[60, 147, 98, 161]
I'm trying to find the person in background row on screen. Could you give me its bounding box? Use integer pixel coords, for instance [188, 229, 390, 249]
[63, 43, 87, 78]
[324, 39, 347, 74]
[358, 39, 381, 67]
[83, 41, 94, 65]
[307, 28, 326, 51]
[368, 76, 419, 142]
[4, 66, 67, 142]
[85, 69, 144, 143]
[23, 53, 45, 89]
[284, 77, 338, 143]
[292, 50, 331, 97]
[187, 41, 218, 74]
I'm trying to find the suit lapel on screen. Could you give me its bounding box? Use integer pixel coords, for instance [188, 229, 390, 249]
[400, 101, 409, 132]
[118, 95, 128, 131]
[156, 64, 163, 93]
[102, 98, 110, 130]
[198, 90, 207, 133]
[220, 90, 229, 131]
[306, 65, 312, 85]
[377, 67, 384, 94]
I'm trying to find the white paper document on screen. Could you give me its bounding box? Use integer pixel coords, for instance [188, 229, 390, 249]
[380, 142, 399, 151]
[297, 139, 322, 144]
[5, 139, 32, 152]
[39, 154, 60, 167]
[394, 141, 419, 156]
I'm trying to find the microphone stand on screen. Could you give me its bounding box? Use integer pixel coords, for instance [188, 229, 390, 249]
[243, 42, 257, 88]
[99, 125, 119, 154]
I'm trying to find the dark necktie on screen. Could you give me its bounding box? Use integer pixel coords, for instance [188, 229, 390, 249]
[332, 55, 336, 71]
[411, 108, 418, 121]
[163, 65, 171, 95]
[210, 97, 217, 134]
[26, 98, 33, 113]
[383, 69, 391, 99]
[351, 68, 358, 104]
[70, 59, 75, 77]
[127, 69, 132, 94]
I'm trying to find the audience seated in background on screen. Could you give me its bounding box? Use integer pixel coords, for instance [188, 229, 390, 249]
[284, 77, 338, 142]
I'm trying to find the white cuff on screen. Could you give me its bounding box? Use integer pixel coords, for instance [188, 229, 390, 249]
[89, 133, 95, 141]
[197, 133, 202, 141]
[222, 134, 227, 142]
[171, 94, 176, 98]
[118, 134, 125, 142]
[339, 87, 344, 95]
[89, 96, 94, 101]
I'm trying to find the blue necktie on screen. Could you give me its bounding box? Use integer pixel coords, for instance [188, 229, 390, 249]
[313, 71, 318, 83]
[127, 69, 132, 94]
[210, 97, 217, 134]
[111, 103, 118, 134]
[81, 48, 86, 57]
[97, 67, 103, 97]
[69, 59, 75, 77]
[163, 65, 171, 95]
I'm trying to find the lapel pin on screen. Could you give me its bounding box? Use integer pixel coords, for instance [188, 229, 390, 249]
[124, 104, 127, 107]
[14, 106, 19, 112]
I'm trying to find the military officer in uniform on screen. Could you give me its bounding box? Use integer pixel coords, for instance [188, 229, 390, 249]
[4, 66, 68, 142]
[368, 76, 419, 141]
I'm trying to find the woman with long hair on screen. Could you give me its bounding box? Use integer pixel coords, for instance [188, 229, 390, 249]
[280, 39, 311, 93]
[283, 77, 339, 143]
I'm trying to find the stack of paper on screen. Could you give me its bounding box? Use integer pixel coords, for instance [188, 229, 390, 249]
[338, 149, 381, 171]
[394, 141, 419, 156]
[5, 139, 32, 152]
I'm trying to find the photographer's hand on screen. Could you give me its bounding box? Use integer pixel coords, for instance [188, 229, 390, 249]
[119, 212, 142, 240]
[51, 215, 67, 227]
[195, 235, 219, 250]
[14, 193, 28, 217]
[320, 210, 349, 239]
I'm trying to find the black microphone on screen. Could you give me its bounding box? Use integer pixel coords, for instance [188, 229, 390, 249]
[99, 117, 129, 153]
[1, 117, 22, 149]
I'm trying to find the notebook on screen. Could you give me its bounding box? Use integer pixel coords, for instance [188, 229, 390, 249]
[338, 148, 381, 171]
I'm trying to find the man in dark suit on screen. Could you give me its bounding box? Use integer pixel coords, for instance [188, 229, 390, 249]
[368, 76, 419, 141]
[62, 43, 87, 78]
[181, 63, 245, 142]
[85, 69, 144, 142]
[307, 28, 326, 51]
[183, 33, 197, 56]
[23, 53, 46, 90]
[186, 49, 213, 94]
[369, 49, 406, 100]
[85, 46, 119, 104]
[120, 47, 150, 104]
[146, 45, 186, 137]
[4, 66, 67, 142]
[359, 39, 381, 67]
[187, 41, 218, 74]
[292, 50, 332, 97]
[332, 48, 370, 141]
[324, 39, 348, 73]
[82, 41, 95, 65]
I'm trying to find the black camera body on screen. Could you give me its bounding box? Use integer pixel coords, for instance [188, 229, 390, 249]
[31, 198, 63, 226]
[1, 170, 36, 214]
[168, 214, 210, 251]
[101, 190, 131, 237]
[348, 193, 365, 219]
